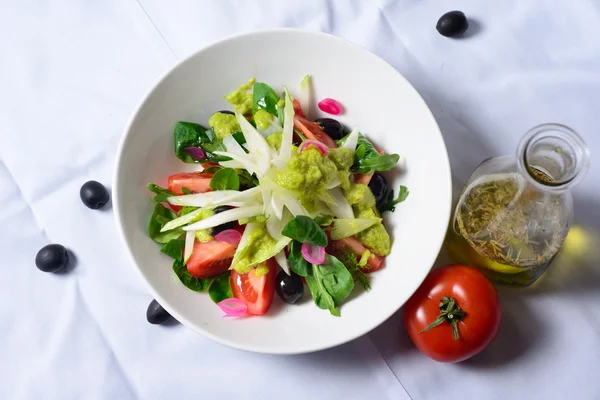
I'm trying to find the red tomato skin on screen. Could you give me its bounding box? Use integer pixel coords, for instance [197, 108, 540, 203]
[328, 236, 384, 272]
[168, 172, 214, 195]
[230, 259, 277, 315]
[167, 172, 214, 212]
[292, 99, 306, 118]
[403, 265, 502, 363]
[293, 115, 338, 148]
[186, 240, 237, 279]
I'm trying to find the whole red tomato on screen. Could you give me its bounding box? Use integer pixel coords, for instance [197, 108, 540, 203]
[403, 264, 502, 363]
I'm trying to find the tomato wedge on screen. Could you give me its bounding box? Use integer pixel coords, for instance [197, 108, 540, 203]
[168, 172, 214, 195]
[230, 258, 277, 315]
[329, 236, 384, 272]
[353, 173, 374, 185]
[294, 115, 337, 148]
[186, 240, 237, 279]
[293, 98, 306, 118]
[167, 172, 214, 212]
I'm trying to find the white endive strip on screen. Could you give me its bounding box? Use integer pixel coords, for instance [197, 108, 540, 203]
[230, 221, 256, 267]
[315, 203, 335, 219]
[326, 176, 341, 189]
[328, 187, 355, 219]
[235, 112, 272, 176]
[266, 206, 291, 241]
[256, 115, 283, 137]
[316, 192, 336, 206]
[223, 134, 246, 156]
[219, 159, 245, 169]
[280, 192, 308, 216]
[183, 205, 263, 231]
[265, 210, 280, 240]
[183, 230, 195, 264]
[167, 187, 260, 207]
[342, 127, 359, 152]
[275, 250, 291, 276]
[260, 186, 272, 215]
[299, 74, 311, 119]
[330, 218, 382, 240]
[270, 194, 284, 220]
[161, 208, 205, 232]
[272, 87, 295, 168]
[213, 151, 260, 176]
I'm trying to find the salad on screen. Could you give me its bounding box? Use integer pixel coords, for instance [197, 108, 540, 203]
[147, 76, 408, 317]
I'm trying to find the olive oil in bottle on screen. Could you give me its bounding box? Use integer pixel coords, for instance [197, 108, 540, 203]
[447, 124, 589, 287]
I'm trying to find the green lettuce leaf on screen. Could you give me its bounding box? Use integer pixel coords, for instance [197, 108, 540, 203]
[352, 133, 400, 174]
[148, 204, 184, 244]
[305, 254, 354, 317]
[172, 260, 211, 291]
[281, 216, 328, 247]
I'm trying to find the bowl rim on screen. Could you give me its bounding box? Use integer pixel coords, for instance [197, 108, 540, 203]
[113, 28, 452, 354]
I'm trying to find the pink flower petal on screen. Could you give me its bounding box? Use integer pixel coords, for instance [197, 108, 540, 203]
[318, 98, 343, 115]
[299, 140, 329, 156]
[214, 229, 242, 246]
[301, 242, 326, 265]
[217, 298, 247, 318]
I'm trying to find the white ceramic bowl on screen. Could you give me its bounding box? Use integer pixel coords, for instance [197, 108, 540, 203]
[114, 29, 451, 354]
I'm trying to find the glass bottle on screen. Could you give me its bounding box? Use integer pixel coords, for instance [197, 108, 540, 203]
[447, 124, 590, 287]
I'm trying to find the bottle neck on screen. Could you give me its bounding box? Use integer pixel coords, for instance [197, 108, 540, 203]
[516, 124, 589, 193]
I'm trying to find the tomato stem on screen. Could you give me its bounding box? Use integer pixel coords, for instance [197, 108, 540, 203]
[418, 296, 466, 340]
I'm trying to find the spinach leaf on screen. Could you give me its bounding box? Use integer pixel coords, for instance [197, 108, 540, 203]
[160, 239, 185, 261]
[147, 183, 175, 203]
[281, 216, 328, 247]
[378, 185, 409, 213]
[252, 82, 279, 116]
[209, 168, 240, 191]
[181, 186, 192, 195]
[288, 241, 310, 277]
[238, 169, 258, 190]
[359, 154, 400, 172]
[148, 204, 184, 244]
[204, 165, 222, 174]
[338, 252, 371, 292]
[174, 122, 208, 163]
[173, 122, 232, 164]
[305, 254, 355, 317]
[352, 133, 400, 174]
[232, 131, 247, 146]
[172, 260, 212, 292]
[208, 273, 233, 303]
[201, 129, 230, 162]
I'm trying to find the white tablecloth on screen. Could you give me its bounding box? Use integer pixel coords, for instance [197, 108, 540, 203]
[2, 1, 599, 399]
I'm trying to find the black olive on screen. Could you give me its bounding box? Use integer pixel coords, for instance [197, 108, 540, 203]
[217, 110, 235, 115]
[369, 173, 389, 205]
[35, 244, 69, 273]
[275, 270, 304, 304]
[314, 118, 345, 140]
[146, 299, 173, 325]
[212, 206, 236, 235]
[436, 11, 469, 37]
[80, 180, 110, 209]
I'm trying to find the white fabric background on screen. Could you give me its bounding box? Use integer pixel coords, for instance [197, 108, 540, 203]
[1, 1, 599, 399]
